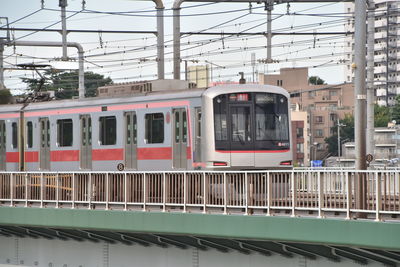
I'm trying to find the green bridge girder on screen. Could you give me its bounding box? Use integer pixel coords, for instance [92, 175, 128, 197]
[0, 207, 399, 266]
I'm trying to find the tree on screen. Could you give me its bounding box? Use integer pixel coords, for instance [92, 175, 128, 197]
[324, 114, 354, 156]
[374, 104, 391, 127]
[308, 76, 325, 85]
[21, 69, 112, 98]
[0, 89, 12, 104]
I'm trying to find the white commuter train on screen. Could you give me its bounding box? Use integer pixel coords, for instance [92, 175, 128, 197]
[0, 81, 292, 171]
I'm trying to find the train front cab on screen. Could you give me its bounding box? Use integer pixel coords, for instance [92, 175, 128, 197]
[202, 85, 293, 169]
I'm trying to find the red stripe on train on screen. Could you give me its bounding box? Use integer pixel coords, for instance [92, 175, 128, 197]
[92, 148, 124, 161]
[51, 150, 80, 161]
[6, 152, 19, 163]
[25, 151, 39, 162]
[5, 147, 192, 163]
[138, 147, 172, 160]
[6, 152, 39, 163]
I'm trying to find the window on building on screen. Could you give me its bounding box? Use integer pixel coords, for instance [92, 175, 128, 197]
[329, 104, 338, 110]
[315, 116, 323, 123]
[145, 113, 164, 144]
[27, 121, 33, 148]
[99, 116, 116, 145]
[296, 127, 304, 138]
[12, 122, 18, 149]
[315, 129, 324, 137]
[57, 119, 73, 147]
[296, 143, 304, 153]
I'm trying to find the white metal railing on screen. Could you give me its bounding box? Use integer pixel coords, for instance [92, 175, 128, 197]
[0, 171, 399, 221]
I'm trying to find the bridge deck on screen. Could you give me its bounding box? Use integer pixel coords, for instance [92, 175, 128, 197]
[0, 170, 399, 266]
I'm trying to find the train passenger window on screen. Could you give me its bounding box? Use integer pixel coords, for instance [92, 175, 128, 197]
[57, 119, 73, 147]
[99, 116, 116, 145]
[145, 113, 164, 144]
[12, 122, 18, 149]
[27, 121, 33, 148]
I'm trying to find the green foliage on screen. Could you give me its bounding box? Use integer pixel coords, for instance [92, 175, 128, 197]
[324, 114, 354, 156]
[374, 104, 390, 127]
[21, 69, 112, 99]
[308, 76, 325, 85]
[0, 89, 12, 104]
[325, 101, 400, 156]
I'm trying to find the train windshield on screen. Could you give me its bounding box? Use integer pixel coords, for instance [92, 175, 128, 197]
[213, 92, 289, 151]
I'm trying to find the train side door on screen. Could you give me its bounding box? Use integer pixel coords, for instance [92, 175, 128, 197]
[124, 111, 137, 170]
[0, 120, 5, 170]
[194, 108, 202, 163]
[172, 108, 187, 169]
[229, 104, 255, 167]
[39, 117, 50, 170]
[80, 114, 92, 170]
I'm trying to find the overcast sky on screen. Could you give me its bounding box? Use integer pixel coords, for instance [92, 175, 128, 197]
[1, 0, 349, 93]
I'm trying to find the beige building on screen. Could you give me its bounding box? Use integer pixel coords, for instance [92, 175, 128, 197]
[259, 68, 355, 164]
[188, 65, 210, 88]
[291, 108, 309, 167]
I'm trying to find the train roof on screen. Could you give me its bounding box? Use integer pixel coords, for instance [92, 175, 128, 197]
[203, 84, 290, 99]
[0, 84, 289, 114]
[0, 87, 205, 113]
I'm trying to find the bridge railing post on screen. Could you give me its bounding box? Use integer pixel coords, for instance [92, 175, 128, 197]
[291, 171, 296, 217]
[72, 173, 75, 209]
[223, 172, 227, 215]
[203, 172, 207, 214]
[267, 172, 271, 216]
[88, 173, 92, 209]
[318, 171, 324, 218]
[346, 172, 351, 220]
[245, 172, 248, 215]
[184, 172, 187, 213]
[106, 173, 109, 210]
[10, 173, 14, 207]
[163, 172, 166, 212]
[40, 173, 44, 208]
[143, 173, 147, 212]
[25, 173, 28, 207]
[56, 173, 60, 208]
[124, 173, 127, 211]
[375, 171, 381, 221]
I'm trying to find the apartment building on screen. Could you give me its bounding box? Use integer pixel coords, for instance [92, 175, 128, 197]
[259, 67, 354, 164]
[334, 125, 400, 168]
[291, 108, 308, 167]
[344, 0, 400, 106]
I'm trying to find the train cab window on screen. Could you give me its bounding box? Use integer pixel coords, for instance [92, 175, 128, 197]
[12, 122, 18, 149]
[213, 95, 228, 141]
[27, 121, 33, 148]
[145, 113, 164, 144]
[99, 116, 116, 145]
[213, 92, 290, 151]
[57, 119, 73, 147]
[255, 93, 289, 142]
